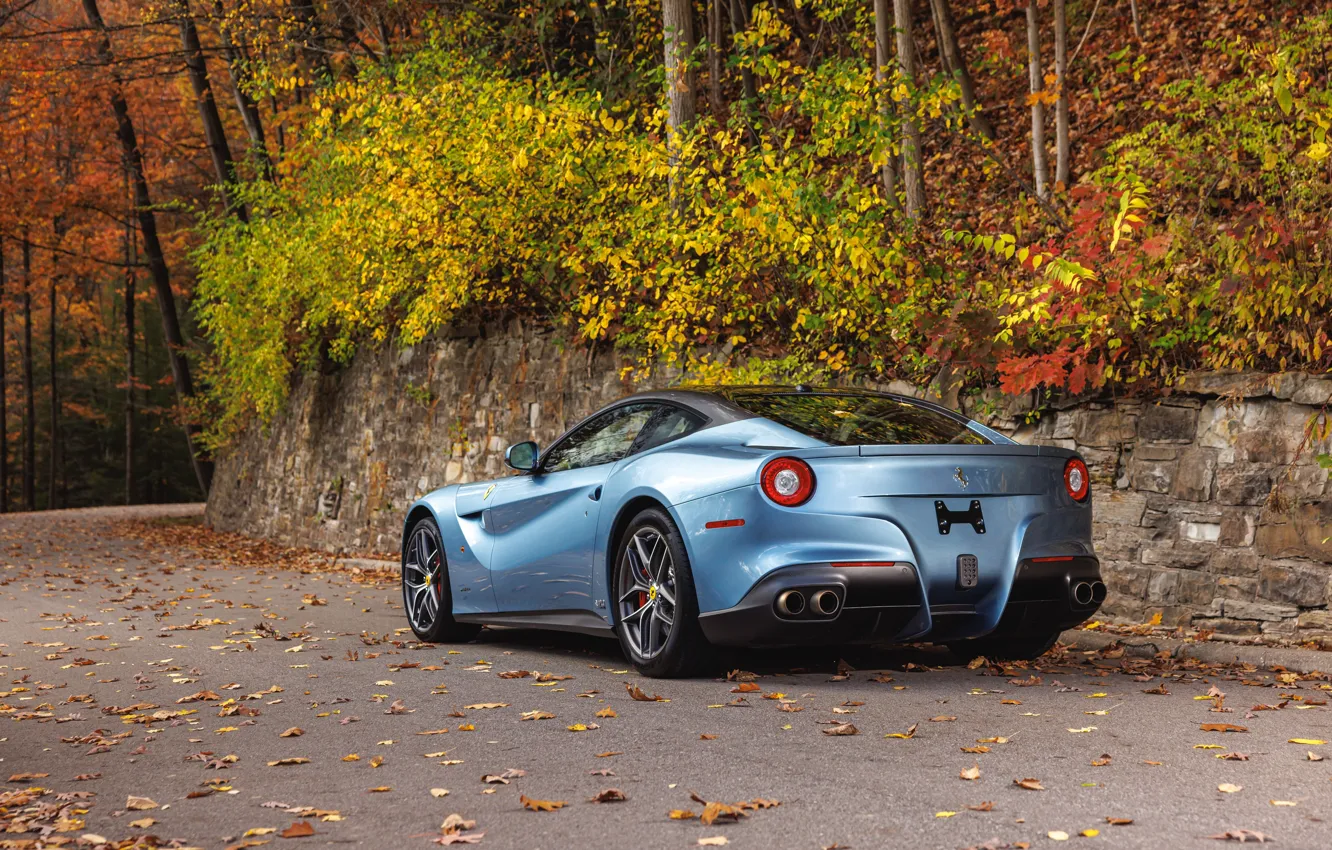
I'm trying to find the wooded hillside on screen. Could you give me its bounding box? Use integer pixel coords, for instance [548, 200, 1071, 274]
[1, 0, 1329, 503]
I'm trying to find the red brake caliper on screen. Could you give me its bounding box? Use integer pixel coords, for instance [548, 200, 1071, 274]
[638, 591, 648, 608]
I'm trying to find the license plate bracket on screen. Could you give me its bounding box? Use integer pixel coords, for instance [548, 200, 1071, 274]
[935, 499, 986, 535]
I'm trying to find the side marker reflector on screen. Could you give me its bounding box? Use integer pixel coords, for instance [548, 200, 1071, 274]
[1032, 556, 1075, 562]
[830, 561, 899, 568]
[704, 519, 746, 529]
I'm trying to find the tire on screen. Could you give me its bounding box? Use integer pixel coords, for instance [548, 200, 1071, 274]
[402, 516, 481, 644]
[612, 506, 711, 678]
[947, 630, 1060, 664]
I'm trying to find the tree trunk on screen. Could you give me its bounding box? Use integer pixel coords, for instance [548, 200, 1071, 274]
[47, 227, 60, 511]
[1026, 0, 1049, 200]
[1053, 0, 1070, 188]
[0, 237, 7, 514]
[1128, 0, 1143, 40]
[873, 0, 900, 206]
[213, 0, 274, 179]
[727, 0, 760, 144]
[80, 0, 212, 497]
[20, 236, 34, 512]
[707, 0, 723, 113]
[124, 185, 136, 506]
[662, 0, 697, 197]
[174, 0, 248, 220]
[929, 0, 994, 139]
[893, 0, 926, 218]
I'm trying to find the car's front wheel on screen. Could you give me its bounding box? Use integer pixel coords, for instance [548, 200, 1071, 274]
[613, 507, 710, 678]
[402, 516, 481, 644]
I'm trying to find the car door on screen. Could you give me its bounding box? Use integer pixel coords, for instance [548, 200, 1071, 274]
[488, 403, 659, 613]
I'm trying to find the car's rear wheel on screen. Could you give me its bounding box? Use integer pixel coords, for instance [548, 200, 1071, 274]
[613, 507, 710, 678]
[402, 516, 481, 643]
[947, 630, 1060, 664]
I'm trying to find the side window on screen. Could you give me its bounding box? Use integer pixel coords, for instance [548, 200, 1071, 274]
[635, 407, 705, 453]
[540, 404, 658, 473]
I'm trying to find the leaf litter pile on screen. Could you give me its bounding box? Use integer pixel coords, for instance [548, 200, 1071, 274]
[0, 509, 1329, 848]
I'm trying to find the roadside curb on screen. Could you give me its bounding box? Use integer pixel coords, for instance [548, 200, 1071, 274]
[1059, 628, 1332, 675]
[335, 557, 399, 572]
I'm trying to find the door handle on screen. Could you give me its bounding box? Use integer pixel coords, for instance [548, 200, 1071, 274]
[589, 486, 602, 501]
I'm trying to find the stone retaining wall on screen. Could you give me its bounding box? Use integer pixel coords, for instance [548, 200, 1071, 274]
[206, 323, 1332, 644]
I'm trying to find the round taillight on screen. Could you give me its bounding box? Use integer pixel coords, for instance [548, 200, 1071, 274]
[1064, 458, 1090, 502]
[761, 457, 815, 507]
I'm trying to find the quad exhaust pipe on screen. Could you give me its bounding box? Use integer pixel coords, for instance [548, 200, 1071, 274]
[1072, 580, 1108, 607]
[776, 589, 806, 617]
[811, 590, 840, 616]
[775, 587, 841, 619]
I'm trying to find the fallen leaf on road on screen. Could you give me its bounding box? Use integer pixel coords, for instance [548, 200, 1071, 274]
[1306, 751, 1324, 761]
[465, 703, 508, 710]
[498, 670, 531, 679]
[126, 796, 157, 811]
[960, 764, 981, 781]
[1048, 831, 1069, 841]
[930, 715, 956, 722]
[368, 786, 392, 793]
[626, 683, 666, 702]
[1014, 778, 1045, 791]
[280, 727, 304, 737]
[129, 818, 155, 828]
[1288, 738, 1326, 746]
[669, 810, 698, 820]
[1207, 829, 1272, 842]
[1217, 752, 1249, 761]
[280, 820, 316, 838]
[968, 801, 994, 812]
[962, 746, 990, 754]
[590, 788, 627, 803]
[519, 795, 566, 812]
[1218, 783, 1243, 794]
[823, 723, 859, 736]
[431, 788, 450, 798]
[697, 838, 727, 847]
[885, 724, 918, 739]
[1080, 829, 1099, 838]
[1201, 724, 1248, 733]
[7, 773, 48, 782]
[521, 710, 555, 721]
[935, 811, 957, 818]
[595, 707, 616, 718]
[1105, 817, 1133, 826]
[731, 682, 760, 693]
[267, 757, 310, 766]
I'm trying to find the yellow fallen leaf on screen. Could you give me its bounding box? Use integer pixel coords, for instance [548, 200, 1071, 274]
[1271, 800, 1297, 807]
[1289, 738, 1326, 746]
[376, 680, 394, 686]
[125, 797, 157, 811]
[935, 811, 957, 818]
[464, 703, 509, 710]
[342, 754, 360, 762]
[1193, 744, 1225, 750]
[596, 707, 617, 718]
[1068, 726, 1097, 733]
[129, 818, 155, 829]
[280, 727, 303, 737]
[243, 827, 277, 837]
[267, 757, 310, 766]
[1081, 829, 1100, 837]
[567, 723, 588, 732]
[368, 786, 392, 793]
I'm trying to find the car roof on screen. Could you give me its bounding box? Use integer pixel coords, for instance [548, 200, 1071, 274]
[619, 385, 972, 426]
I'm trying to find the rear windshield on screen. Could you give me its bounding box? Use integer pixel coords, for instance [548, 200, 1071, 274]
[732, 393, 988, 446]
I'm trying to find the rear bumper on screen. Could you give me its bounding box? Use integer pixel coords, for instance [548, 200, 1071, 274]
[696, 556, 1102, 648]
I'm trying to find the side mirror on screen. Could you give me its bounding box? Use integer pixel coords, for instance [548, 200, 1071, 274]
[505, 440, 539, 472]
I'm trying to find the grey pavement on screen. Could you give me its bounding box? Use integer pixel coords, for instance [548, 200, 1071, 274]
[2, 505, 1330, 849]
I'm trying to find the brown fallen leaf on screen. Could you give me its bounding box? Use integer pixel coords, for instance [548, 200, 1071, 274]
[1207, 829, 1272, 842]
[700, 734, 718, 740]
[129, 817, 155, 829]
[519, 794, 567, 812]
[669, 809, 698, 820]
[1091, 754, 1112, 767]
[589, 788, 628, 803]
[7, 773, 49, 782]
[368, 786, 392, 793]
[960, 764, 981, 781]
[962, 746, 990, 754]
[626, 683, 666, 702]
[498, 670, 532, 679]
[280, 820, 316, 838]
[176, 690, 221, 704]
[930, 715, 957, 722]
[521, 710, 555, 721]
[1105, 817, 1134, 826]
[126, 796, 158, 811]
[464, 703, 509, 710]
[1217, 752, 1250, 761]
[595, 707, 617, 719]
[731, 682, 760, 693]
[385, 699, 413, 714]
[1014, 778, 1045, 791]
[1142, 684, 1170, 695]
[1201, 723, 1248, 733]
[968, 801, 995, 812]
[822, 723, 859, 736]
[280, 727, 304, 737]
[596, 751, 622, 758]
[267, 757, 311, 766]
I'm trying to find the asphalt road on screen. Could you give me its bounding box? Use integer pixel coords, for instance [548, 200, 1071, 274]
[2, 506, 1330, 850]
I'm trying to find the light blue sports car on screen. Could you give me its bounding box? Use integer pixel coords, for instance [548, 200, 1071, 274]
[401, 386, 1102, 677]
